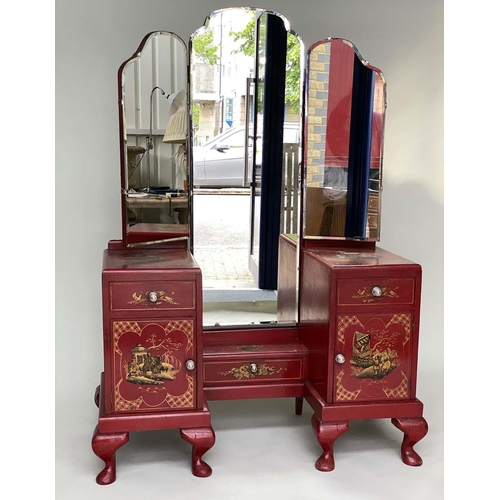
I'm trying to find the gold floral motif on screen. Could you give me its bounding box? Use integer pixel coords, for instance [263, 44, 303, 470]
[220, 364, 285, 380]
[353, 286, 399, 303]
[128, 291, 179, 306]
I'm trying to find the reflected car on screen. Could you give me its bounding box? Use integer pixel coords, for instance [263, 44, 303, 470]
[192, 123, 299, 188]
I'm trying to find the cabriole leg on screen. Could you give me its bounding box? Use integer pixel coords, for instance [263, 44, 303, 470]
[180, 426, 216, 478]
[311, 414, 349, 472]
[91, 425, 129, 485]
[391, 416, 428, 466]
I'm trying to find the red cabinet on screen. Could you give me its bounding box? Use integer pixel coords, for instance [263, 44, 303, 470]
[92, 248, 215, 484]
[299, 246, 427, 471]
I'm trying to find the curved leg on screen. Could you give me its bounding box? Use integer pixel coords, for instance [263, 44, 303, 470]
[91, 425, 129, 485]
[180, 427, 216, 478]
[94, 385, 100, 408]
[391, 417, 428, 466]
[311, 414, 349, 472]
[295, 397, 304, 416]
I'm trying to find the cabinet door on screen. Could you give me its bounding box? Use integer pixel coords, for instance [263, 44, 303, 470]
[111, 319, 196, 413]
[333, 313, 413, 403]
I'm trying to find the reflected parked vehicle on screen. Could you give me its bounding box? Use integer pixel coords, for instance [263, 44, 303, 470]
[193, 123, 299, 188]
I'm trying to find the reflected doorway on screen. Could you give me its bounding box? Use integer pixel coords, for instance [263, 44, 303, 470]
[190, 7, 301, 327]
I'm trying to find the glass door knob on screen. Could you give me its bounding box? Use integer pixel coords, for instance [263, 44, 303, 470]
[335, 354, 346, 364]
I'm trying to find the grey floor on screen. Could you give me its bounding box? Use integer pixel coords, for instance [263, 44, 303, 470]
[56, 370, 443, 499]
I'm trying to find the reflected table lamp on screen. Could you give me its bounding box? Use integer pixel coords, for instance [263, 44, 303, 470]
[163, 92, 187, 191]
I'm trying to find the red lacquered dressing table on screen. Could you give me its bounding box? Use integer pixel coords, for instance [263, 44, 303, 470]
[91, 7, 428, 484]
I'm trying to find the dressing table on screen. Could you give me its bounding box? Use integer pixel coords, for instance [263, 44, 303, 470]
[91, 7, 428, 484]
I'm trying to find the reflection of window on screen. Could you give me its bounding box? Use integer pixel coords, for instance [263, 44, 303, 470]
[283, 128, 298, 143]
[224, 130, 245, 148]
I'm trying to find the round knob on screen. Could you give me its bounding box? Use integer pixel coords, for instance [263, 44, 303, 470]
[185, 359, 195, 371]
[148, 291, 158, 303]
[335, 354, 346, 364]
[371, 286, 383, 297]
[249, 363, 258, 374]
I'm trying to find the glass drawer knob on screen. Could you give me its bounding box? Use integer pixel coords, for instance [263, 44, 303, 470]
[249, 363, 258, 374]
[335, 354, 346, 364]
[185, 360, 195, 371]
[148, 291, 158, 303]
[371, 286, 383, 297]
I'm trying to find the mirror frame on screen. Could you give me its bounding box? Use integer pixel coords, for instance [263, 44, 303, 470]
[118, 31, 191, 248]
[301, 38, 386, 244]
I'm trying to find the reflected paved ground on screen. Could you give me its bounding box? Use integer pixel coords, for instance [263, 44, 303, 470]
[193, 190, 255, 289]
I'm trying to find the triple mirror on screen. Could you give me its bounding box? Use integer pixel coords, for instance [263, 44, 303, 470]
[117, 8, 386, 329]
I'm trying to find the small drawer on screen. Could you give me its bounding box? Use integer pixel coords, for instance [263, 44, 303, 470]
[204, 358, 304, 385]
[337, 277, 415, 306]
[110, 280, 196, 312]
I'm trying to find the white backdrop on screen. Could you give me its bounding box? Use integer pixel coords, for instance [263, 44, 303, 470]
[56, 1, 443, 498]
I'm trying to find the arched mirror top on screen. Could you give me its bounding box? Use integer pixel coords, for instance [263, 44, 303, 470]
[118, 31, 190, 248]
[303, 38, 386, 242]
[191, 7, 295, 37]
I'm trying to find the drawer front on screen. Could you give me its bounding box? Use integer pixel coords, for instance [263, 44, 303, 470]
[111, 319, 196, 413]
[110, 281, 196, 313]
[334, 312, 413, 403]
[204, 358, 304, 385]
[337, 277, 415, 306]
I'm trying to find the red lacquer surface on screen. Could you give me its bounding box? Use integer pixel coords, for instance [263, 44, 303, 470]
[112, 320, 196, 412]
[337, 277, 415, 306]
[204, 358, 303, 384]
[110, 280, 196, 312]
[334, 313, 413, 403]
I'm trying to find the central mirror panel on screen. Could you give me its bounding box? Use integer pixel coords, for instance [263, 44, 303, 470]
[189, 8, 302, 328]
[303, 39, 386, 241]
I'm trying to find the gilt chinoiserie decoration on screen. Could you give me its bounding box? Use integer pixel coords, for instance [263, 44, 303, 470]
[92, 8, 428, 485]
[112, 320, 195, 411]
[219, 363, 287, 380]
[128, 291, 179, 307]
[109, 281, 195, 311]
[334, 314, 412, 402]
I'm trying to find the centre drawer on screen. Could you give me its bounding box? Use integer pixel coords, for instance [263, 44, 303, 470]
[204, 358, 304, 384]
[109, 280, 196, 313]
[203, 340, 308, 386]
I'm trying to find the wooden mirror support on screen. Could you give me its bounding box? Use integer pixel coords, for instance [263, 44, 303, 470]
[91, 10, 427, 484]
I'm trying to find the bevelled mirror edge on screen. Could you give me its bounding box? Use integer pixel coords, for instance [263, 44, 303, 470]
[302, 38, 386, 244]
[118, 31, 191, 249]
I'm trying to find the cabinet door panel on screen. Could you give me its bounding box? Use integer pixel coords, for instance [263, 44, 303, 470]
[111, 320, 195, 413]
[334, 313, 412, 403]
